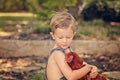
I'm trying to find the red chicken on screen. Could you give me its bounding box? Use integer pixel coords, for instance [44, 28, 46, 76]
[65, 52, 107, 80]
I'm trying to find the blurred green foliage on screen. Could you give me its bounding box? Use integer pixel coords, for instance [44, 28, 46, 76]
[82, 0, 120, 22]
[0, 0, 120, 22]
[0, 15, 120, 40]
[0, 0, 120, 40]
[21, 0, 77, 21]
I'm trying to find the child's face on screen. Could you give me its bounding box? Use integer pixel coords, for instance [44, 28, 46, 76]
[50, 27, 75, 49]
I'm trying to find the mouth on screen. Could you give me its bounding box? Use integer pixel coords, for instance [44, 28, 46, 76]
[62, 44, 68, 47]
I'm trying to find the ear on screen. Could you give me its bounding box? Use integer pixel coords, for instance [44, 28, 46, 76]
[74, 32, 76, 36]
[50, 32, 55, 40]
[67, 55, 73, 63]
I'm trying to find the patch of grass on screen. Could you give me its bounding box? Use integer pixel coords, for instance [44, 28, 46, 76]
[107, 27, 120, 40]
[28, 70, 45, 80]
[0, 16, 35, 31]
[78, 19, 105, 27]
[32, 26, 50, 34]
[75, 25, 109, 40]
[75, 19, 120, 40]
[0, 15, 51, 34]
[31, 21, 50, 34]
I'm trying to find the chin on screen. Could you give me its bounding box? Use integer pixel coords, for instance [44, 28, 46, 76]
[61, 46, 69, 49]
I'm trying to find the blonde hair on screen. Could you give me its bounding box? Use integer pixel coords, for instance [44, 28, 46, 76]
[50, 12, 77, 32]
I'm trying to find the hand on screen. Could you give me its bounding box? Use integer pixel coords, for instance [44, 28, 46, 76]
[89, 65, 98, 78]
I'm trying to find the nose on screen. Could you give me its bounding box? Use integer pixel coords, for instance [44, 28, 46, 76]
[63, 38, 67, 43]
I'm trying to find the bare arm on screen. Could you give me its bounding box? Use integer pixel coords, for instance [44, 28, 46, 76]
[54, 51, 92, 80]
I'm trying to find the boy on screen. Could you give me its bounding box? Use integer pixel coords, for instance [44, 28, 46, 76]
[46, 12, 98, 80]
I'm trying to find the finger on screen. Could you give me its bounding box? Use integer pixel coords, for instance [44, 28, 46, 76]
[89, 72, 98, 78]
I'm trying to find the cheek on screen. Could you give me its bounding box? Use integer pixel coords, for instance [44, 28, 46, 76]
[67, 38, 73, 43]
[54, 39, 61, 45]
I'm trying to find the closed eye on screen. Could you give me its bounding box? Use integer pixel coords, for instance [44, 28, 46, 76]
[58, 37, 63, 39]
[66, 37, 72, 39]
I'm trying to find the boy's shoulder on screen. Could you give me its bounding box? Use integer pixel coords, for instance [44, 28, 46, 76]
[50, 47, 65, 55]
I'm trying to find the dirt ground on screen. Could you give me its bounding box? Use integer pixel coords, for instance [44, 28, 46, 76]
[0, 52, 119, 80]
[81, 53, 120, 71]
